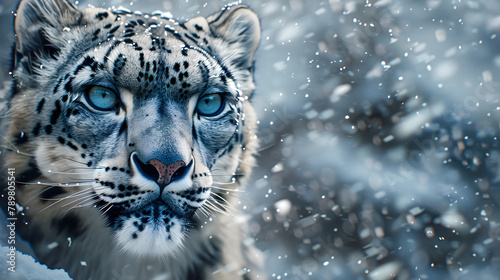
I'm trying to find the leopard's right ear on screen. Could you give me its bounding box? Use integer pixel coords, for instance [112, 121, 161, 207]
[14, 0, 81, 72]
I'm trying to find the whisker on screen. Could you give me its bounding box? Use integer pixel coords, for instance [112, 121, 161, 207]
[36, 187, 101, 214]
[211, 189, 244, 201]
[209, 185, 242, 192]
[61, 157, 107, 169]
[22, 183, 96, 205]
[19, 181, 95, 187]
[61, 194, 96, 213]
[63, 195, 98, 212]
[99, 203, 114, 217]
[0, 144, 35, 158]
[33, 167, 98, 175]
[204, 200, 225, 215]
[210, 192, 238, 213]
[198, 206, 212, 218]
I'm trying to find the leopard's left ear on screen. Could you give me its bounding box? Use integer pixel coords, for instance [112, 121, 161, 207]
[208, 5, 260, 70]
[13, 0, 81, 72]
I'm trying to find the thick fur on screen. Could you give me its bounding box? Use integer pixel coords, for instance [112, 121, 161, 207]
[2, 0, 262, 279]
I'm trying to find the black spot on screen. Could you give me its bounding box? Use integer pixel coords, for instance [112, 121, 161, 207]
[174, 63, 180, 72]
[113, 54, 127, 76]
[118, 120, 127, 135]
[64, 77, 74, 92]
[109, 25, 120, 34]
[52, 213, 85, 238]
[65, 109, 73, 118]
[50, 100, 62, 125]
[194, 24, 203, 31]
[184, 33, 198, 43]
[92, 29, 101, 40]
[44, 125, 53, 134]
[53, 78, 63, 94]
[32, 123, 41, 136]
[139, 53, 145, 68]
[40, 187, 65, 200]
[67, 142, 78, 151]
[96, 12, 109, 20]
[36, 98, 46, 113]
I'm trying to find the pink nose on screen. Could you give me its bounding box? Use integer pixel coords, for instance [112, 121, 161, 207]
[147, 159, 186, 187]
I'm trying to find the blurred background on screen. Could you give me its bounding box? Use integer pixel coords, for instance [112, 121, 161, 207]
[1, 0, 500, 279]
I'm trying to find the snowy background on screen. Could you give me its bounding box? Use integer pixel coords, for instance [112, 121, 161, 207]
[1, 0, 500, 279]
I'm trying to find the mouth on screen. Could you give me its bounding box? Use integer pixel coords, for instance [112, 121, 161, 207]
[95, 195, 196, 256]
[98, 190, 201, 231]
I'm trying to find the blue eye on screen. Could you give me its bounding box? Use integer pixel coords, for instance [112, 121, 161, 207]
[86, 86, 118, 110]
[197, 94, 224, 116]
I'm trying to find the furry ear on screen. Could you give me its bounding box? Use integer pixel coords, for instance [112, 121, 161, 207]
[14, 0, 81, 71]
[208, 5, 261, 70]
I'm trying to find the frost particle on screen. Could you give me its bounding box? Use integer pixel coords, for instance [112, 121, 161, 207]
[47, 242, 59, 250]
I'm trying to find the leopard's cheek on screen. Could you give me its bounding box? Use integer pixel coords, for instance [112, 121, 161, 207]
[92, 157, 157, 210]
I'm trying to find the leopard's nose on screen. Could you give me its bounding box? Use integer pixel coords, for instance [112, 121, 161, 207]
[147, 159, 186, 187]
[131, 152, 190, 190]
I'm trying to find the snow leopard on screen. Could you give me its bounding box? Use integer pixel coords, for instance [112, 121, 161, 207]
[0, 0, 263, 279]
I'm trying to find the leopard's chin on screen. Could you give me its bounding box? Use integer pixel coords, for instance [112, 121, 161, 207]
[110, 199, 193, 256]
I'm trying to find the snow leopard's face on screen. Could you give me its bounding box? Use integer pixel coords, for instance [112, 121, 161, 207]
[6, 0, 259, 256]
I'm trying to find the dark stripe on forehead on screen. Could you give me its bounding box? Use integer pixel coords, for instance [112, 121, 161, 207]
[74, 56, 95, 75]
[104, 40, 122, 64]
[198, 61, 210, 94]
[113, 54, 127, 76]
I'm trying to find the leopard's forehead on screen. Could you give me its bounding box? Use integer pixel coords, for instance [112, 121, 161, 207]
[60, 8, 233, 103]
